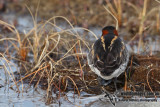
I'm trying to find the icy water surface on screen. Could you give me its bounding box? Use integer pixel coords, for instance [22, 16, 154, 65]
[0, 14, 160, 107]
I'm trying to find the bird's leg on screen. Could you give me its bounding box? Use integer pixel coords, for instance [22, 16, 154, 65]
[101, 86, 116, 106]
[97, 77, 117, 106]
[113, 77, 117, 92]
[97, 76, 112, 86]
[101, 86, 110, 97]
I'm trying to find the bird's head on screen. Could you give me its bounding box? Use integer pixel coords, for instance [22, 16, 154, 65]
[102, 26, 118, 36]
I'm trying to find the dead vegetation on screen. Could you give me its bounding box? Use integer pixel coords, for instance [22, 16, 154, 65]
[0, 0, 160, 104]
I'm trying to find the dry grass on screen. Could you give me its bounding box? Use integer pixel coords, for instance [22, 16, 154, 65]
[0, 0, 160, 104]
[0, 5, 98, 103]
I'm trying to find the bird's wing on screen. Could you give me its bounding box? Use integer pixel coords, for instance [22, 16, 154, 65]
[94, 37, 126, 76]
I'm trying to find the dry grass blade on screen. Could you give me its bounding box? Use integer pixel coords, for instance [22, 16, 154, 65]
[10, 64, 50, 88]
[74, 42, 83, 77]
[31, 36, 49, 72]
[25, 4, 40, 62]
[124, 1, 139, 15]
[40, 15, 94, 47]
[155, 0, 160, 3]
[0, 20, 21, 51]
[28, 63, 45, 86]
[156, 13, 159, 32]
[103, 5, 119, 30]
[138, 0, 148, 53]
[151, 77, 160, 84]
[54, 40, 80, 65]
[46, 72, 58, 100]
[0, 53, 20, 92]
[0, 38, 18, 42]
[63, 75, 80, 96]
[146, 69, 157, 98]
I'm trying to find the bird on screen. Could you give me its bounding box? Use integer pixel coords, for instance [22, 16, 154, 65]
[87, 26, 129, 91]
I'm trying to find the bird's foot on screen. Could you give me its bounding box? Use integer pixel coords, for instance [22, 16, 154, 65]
[101, 86, 117, 106]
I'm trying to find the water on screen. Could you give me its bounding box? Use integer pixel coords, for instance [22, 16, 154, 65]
[0, 58, 46, 107]
[1, 55, 160, 107]
[0, 14, 160, 107]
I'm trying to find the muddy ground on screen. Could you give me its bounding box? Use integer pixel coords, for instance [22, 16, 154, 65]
[0, 0, 160, 105]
